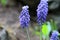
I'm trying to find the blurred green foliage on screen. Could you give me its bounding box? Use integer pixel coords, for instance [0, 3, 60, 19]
[1, 0, 7, 6]
[34, 19, 57, 35]
[50, 19, 57, 30]
[33, 19, 58, 40]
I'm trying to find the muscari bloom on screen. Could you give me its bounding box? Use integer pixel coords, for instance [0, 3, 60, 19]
[19, 6, 30, 28]
[50, 31, 59, 40]
[36, 0, 48, 25]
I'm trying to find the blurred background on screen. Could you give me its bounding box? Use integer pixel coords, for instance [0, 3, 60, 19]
[0, 0, 60, 40]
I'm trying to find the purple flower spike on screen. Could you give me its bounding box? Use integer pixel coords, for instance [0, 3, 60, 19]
[50, 31, 59, 40]
[19, 6, 30, 28]
[37, 0, 48, 25]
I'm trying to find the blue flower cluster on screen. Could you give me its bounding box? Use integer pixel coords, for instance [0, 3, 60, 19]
[36, 0, 48, 25]
[19, 6, 30, 28]
[50, 31, 59, 40]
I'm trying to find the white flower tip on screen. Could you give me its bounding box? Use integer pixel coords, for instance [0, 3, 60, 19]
[42, 0, 48, 2]
[22, 5, 29, 9]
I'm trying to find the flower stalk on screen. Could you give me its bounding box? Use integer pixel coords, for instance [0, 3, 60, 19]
[26, 27, 30, 40]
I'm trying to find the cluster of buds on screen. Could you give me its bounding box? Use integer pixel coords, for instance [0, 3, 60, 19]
[50, 31, 59, 40]
[19, 6, 30, 28]
[36, 0, 48, 25]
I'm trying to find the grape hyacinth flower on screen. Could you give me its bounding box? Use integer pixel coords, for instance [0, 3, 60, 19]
[50, 31, 59, 40]
[19, 6, 30, 28]
[37, 0, 48, 40]
[36, 0, 48, 25]
[19, 6, 30, 40]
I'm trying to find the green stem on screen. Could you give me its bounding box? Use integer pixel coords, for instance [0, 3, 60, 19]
[40, 26, 42, 40]
[26, 27, 30, 40]
[46, 35, 49, 40]
[40, 32, 42, 40]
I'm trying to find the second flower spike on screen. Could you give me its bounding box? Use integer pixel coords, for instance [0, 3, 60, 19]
[37, 0, 48, 25]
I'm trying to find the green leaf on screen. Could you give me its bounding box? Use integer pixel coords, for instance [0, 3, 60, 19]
[42, 23, 48, 35]
[1, 0, 7, 6]
[42, 22, 51, 36]
[50, 19, 57, 30]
